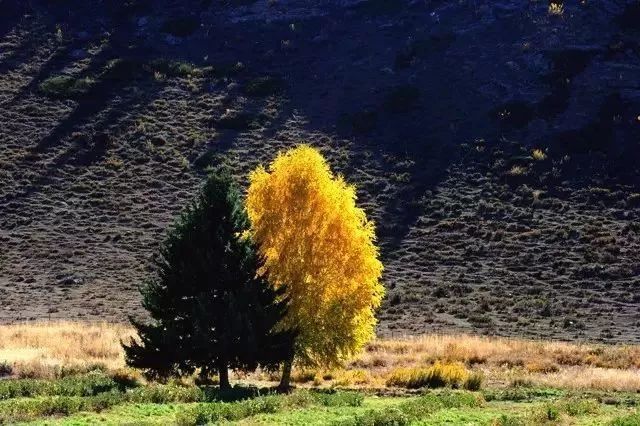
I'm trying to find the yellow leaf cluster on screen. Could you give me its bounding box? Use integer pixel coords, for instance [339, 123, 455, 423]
[246, 145, 384, 367]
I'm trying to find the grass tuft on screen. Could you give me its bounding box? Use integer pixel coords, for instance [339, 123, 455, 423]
[386, 362, 470, 389]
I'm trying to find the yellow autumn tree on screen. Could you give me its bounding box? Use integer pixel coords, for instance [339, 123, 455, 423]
[246, 145, 384, 389]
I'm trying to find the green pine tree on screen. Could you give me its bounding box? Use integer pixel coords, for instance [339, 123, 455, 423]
[122, 171, 293, 389]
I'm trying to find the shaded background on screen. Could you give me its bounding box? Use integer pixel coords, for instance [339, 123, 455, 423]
[1, 0, 639, 342]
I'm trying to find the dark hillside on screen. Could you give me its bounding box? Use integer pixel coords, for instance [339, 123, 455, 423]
[1, 0, 639, 342]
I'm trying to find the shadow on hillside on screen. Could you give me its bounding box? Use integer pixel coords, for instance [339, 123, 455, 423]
[0, 27, 167, 205]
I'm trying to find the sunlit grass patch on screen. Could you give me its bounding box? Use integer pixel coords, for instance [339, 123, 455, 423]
[385, 362, 471, 389]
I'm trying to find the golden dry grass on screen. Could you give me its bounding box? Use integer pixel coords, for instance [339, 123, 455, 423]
[1, 322, 640, 391]
[0, 321, 132, 378]
[347, 334, 640, 391]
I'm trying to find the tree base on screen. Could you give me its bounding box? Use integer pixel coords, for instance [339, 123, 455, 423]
[275, 384, 293, 394]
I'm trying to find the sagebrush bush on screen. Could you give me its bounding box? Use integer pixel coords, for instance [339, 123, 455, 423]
[314, 391, 363, 407]
[385, 362, 470, 389]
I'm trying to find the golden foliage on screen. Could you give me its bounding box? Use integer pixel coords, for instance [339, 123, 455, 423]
[385, 362, 470, 389]
[246, 145, 384, 367]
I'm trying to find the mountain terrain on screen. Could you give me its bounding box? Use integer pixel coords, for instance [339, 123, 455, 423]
[1, 0, 640, 343]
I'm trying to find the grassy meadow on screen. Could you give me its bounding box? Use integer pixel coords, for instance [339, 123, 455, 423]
[0, 322, 639, 424]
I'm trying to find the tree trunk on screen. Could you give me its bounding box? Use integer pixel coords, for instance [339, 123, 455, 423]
[218, 361, 231, 390]
[277, 355, 294, 392]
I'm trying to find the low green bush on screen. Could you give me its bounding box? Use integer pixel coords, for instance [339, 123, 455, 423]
[398, 390, 484, 419]
[149, 59, 204, 77]
[483, 387, 563, 402]
[494, 414, 527, 426]
[610, 413, 640, 426]
[314, 390, 363, 407]
[560, 398, 600, 416]
[0, 392, 123, 423]
[175, 394, 288, 426]
[128, 384, 204, 403]
[174, 390, 361, 426]
[0, 373, 123, 400]
[344, 390, 482, 426]
[352, 407, 409, 426]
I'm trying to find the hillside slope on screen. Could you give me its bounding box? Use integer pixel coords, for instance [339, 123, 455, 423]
[1, 0, 639, 342]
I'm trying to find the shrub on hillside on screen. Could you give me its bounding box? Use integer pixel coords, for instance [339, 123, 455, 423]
[39, 75, 94, 98]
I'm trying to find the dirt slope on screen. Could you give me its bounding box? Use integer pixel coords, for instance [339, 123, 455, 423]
[1, 0, 639, 342]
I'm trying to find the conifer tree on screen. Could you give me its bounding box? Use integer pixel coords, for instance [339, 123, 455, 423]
[123, 171, 293, 389]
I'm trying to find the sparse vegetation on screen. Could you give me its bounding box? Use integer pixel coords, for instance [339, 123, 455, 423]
[216, 111, 256, 130]
[508, 165, 527, 176]
[39, 75, 94, 98]
[532, 148, 547, 160]
[548, 2, 564, 16]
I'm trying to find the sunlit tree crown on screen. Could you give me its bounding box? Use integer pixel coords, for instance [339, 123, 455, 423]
[246, 145, 384, 366]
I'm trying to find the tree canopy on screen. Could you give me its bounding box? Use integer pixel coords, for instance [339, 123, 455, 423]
[246, 145, 384, 375]
[123, 171, 293, 388]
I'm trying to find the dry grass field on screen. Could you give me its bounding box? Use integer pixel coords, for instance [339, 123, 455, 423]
[2, 322, 640, 424]
[2, 321, 640, 393]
